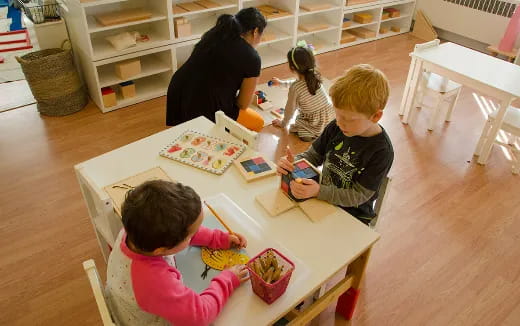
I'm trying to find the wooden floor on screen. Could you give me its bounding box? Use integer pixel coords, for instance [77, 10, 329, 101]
[1, 34, 520, 326]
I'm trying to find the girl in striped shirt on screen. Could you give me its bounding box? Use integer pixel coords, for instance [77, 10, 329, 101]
[270, 42, 335, 142]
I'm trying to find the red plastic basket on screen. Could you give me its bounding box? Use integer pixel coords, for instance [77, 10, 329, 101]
[246, 248, 295, 304]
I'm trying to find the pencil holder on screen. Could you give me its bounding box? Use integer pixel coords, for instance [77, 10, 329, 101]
[246, 248, 295, 304]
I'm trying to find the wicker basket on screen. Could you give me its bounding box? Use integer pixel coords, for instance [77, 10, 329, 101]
[16, 44, 87, 116]
[246, 248, 295, 304]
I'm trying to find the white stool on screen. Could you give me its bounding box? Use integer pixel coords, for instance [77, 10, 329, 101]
[475, 106, 520, 174]
[413, 72, 462, 131]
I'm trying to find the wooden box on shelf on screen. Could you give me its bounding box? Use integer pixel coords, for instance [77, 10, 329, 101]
[115, 59, 141, 80]
[101, 87, 117, 107]
[299, 23, 329, 33]
[195, 0, 220, 9]
[341, 31, 356, 44]
[120, 81, 136, 99]
[379, 26, 389, 34]
[384, 8, 400, 18]
[342, 18, 351, 28]
[381, 12, 390, 20]
[349, 27, 376, 39]
[300, 3, 332, 12]
[391, 25, 401, 33]
[174, 17, 192, 38]
[173, 5, 189, 14]
[177, 2, 205, 12]
[353, 13, 373, 24]
[256, 5, 291, 19]
[95, 8, 152, 26]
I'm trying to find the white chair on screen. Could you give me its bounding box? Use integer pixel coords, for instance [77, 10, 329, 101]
[475, 106, 520, 174]
[410, 40, 463, 131]
[83, 259, 117, 326]
[215, 110, 258, 149]
[369, 175, 392, 229]
[75, 166, 122, 262]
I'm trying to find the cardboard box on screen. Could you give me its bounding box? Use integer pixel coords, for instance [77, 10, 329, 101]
[384, 8, 400, 18]
[379, 26, 389, 34]
[120, 81, 136, 99]
[381, 12, 390, 20]
[342, 18, 351, 28]
[391, 25, 401, 32]
[115, 59, 141, 80]
[353, 13, 373, 24]
[174, 17, 192, 38]
[101, 87, 116, 107]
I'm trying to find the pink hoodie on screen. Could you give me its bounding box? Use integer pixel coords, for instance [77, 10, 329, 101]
[106, 226, 240, 326]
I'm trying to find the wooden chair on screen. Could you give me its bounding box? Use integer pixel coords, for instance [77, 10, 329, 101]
[475, 106, 520, 174]
[83, 259, 117, 326]
[411, 40, 463, 131]
[215, 110, 258, 149]
[369, 175, 392, 229]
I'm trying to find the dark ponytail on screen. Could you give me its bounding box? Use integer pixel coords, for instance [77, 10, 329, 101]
[287, 47, 322, 95]
[193, 8, 266, 55]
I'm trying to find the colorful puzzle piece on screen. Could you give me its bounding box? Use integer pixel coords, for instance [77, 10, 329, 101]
[281, 158, 320, 202]
[234, 155, 277, 182]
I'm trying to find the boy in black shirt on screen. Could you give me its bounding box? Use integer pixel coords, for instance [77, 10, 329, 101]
[277, 64, 394, 225]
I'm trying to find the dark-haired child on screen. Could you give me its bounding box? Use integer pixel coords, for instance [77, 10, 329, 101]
[106, 180, 249, 326]
[270, 42, 335, 142]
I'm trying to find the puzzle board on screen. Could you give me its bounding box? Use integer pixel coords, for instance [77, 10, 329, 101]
[234, 155, 277, 182]
[159, 130, 246, 175]
[175, 212, 248, 293]
[281, 158, 321, 202]
[104, 167, 173, 216]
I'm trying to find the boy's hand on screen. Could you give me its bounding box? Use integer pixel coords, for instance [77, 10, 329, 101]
[228, 265, 250, 284]
[290, 178, 320, 199]
[272, 119, 283, 128]
[270, 77, 281, 86]
[276, 147, 294, 175]
[229, 233, 247, 249]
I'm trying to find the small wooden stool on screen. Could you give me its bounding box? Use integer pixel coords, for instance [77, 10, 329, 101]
[487, 45, 517, 63]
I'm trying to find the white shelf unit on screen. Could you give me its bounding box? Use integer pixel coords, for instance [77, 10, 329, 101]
[63, 0, 414, 113]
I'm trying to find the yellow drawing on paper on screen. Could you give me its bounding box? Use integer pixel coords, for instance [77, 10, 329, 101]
[201, 247, 249, 271]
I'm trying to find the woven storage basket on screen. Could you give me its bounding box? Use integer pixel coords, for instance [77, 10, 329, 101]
[16, 43, 87, 116]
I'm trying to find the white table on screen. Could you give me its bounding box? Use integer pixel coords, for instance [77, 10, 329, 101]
[75, 116, 379, 325]
[399, 42, 520, 164]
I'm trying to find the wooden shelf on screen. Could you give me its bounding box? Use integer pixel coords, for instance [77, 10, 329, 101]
[173, 2, 238, 18]
[342, 20, 377, 30]
[98, 55, 171, 87]
[267, 15, 294, 22]
[259, 27, 292, 46]
[91, 32, 171, 61]
[338, 36, 375, 48]
[86, 13, 168, 33]
[299, 6, 341, 17]
[80, 0, 127, 8]
[381, 14, 411, 23]
[103, 74, 169, 112]
[298, 25, 339, 37]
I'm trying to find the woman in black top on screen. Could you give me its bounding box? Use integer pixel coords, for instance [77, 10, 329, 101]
[166, 8, 266, 129]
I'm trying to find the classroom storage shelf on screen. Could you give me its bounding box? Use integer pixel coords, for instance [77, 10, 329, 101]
[65, 0, 415, 113]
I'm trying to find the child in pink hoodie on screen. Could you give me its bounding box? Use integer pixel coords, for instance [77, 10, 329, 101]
[106, 180, 249, 326]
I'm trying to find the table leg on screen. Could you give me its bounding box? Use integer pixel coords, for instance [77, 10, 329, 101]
[399, 56, 418, 116]
[335, 246, 373, 324]
[401, 59, 424, 124]
[477, 97, 514, 164]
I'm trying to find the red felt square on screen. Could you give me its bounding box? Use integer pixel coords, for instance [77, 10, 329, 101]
[281, 181, 289, 193]
[295, 161, 309, 170]
[252, 157, 265, 164]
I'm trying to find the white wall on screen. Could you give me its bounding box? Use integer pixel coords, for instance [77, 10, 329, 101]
[415, 0, 520, 47]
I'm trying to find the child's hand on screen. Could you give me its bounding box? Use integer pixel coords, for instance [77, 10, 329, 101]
[228, 265, 250, 284]
[276, 147, 294, 175]
[272, 119, 283, 128]
[229, 233, 247, 249]
[290, 178, 320, 199]
[270, 77, 281, 86]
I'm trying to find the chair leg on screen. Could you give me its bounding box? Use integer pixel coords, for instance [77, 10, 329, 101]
[446, 89, 461, 122]
[475, 118, 493, 156]
[428, 95, 443, 131]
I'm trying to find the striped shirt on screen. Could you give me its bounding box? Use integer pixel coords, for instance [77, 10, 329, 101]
[280, 79, 335, 139]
